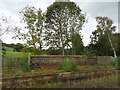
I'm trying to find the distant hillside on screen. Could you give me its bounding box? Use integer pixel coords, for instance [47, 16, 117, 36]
[2, 43, 15, 48]
[3, 46, 15, 52]
[2, 46, 27, 58]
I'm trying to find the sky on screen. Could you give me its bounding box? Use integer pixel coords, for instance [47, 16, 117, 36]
[0, 0, 119, 46]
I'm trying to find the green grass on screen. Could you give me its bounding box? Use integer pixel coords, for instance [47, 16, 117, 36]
[3, 46, 15, 52]
[4, 51, 27, 58]
[2, 46, 28, 58]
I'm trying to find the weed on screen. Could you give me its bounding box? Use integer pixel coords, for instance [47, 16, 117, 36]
[112, 57, 120, 66]
[19, 57, 30, 72]
[57, 58, 78, 72]
[5, 58, 14, 71]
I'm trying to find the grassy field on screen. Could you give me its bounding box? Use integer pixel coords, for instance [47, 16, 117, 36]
[3, 46, 15, 52]
[2, 46, 28, 58]
[4, 51, 27, 58]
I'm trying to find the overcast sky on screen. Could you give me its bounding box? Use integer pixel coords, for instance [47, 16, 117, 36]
[0, 0, 119, 46]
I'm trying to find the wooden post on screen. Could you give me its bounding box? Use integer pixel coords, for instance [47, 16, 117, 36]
[28, 53, 31, 66]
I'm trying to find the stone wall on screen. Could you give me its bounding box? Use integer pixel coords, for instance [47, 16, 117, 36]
[30, 55, 116, 66]
[97, 56, 116, 65]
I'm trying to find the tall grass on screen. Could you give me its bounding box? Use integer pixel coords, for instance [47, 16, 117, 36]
[19, 57, 30, 72]
[4, 58, 14, 71]
[112, 57, 120, 66]
[57, 58, 78, 72]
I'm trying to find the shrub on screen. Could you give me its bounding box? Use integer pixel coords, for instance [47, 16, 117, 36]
[57, 58, 78, 72]
[5, 58, 14, 70]
[20, 57, 30, 72]
[2, 47, 6, 57]
[112, 57, 120, 66]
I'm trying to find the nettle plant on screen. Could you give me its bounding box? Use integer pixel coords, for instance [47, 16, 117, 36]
[20, 57, 30, 72]
[58, 58, 78, 72]
[112, 57, 120, 66]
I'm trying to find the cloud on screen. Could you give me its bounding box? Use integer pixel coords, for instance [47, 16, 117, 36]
[75, 2, 118, 23]
[81, 14, 97, 46]
[71, 0, 119, 2]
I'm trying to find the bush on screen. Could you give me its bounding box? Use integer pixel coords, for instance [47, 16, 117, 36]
[112, 57, 120, 66]
[5, 58, 14, 70]
[20, 57, 30, 72]
[57, 58, 78, 72]
[2, 47, 6, 57]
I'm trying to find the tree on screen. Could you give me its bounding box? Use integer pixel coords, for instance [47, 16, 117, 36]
[2, 47, 6, 57]
[0, 14, 19, 37]
[82, 46, 95, 56]
[45, 1, 86, 55]
[90, 16, 117, 57]
[13, 43, 24, 52]
[71, 33, 84, 55]
[14, 5, 44, 54]
[111, 33, 120, 57]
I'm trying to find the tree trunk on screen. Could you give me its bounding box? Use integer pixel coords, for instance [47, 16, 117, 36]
[61, 31, 65, 56]
[62, 45, 65, 56]
[107, 34, 117, 58]
[59, 16, 65, 56]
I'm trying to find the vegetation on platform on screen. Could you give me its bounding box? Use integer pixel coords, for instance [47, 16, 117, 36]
[3, 73, 118, 88]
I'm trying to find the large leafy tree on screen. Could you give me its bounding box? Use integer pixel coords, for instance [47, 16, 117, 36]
[111, 33, 120, 57]
[14, 6, 44, 54]
[45, 2, 86, 55]
[13, 43, 24, 52]
[71, 33, 83, 55]
[90, 16, 117, 57]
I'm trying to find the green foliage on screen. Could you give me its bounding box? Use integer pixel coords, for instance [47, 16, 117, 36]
[13, 43, 24, 52]
[45, 2, 86, 55]
[47, 48, 62, 55]
[2, 47, 6, 57]
[3, 46, 15, 52]
[5, 51, 27, 58]
[71, 34, 84, 55]
[5, 59, 14, 70]
[82, 46, 95, 56]
[2, 46, 27, 58]
[57, 58, 78, 71]
[112, 57, 120, 66]
[21, 47, 36, 54]
[90, 16, 116, 56]
[111, 33, 120, 56]
[20, 57, 30, 72]
[13, 5, 44, 54]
